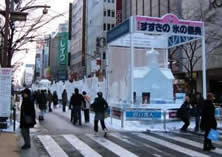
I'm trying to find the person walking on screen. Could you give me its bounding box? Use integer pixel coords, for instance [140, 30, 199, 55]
[201, 93, 217, 151]
[178, 96, 191, 132]
[62, 89, 68, 112]
[48, 90, 53, 112]
[82, 91, 90, 123]
[193, 92, 204, 132]
[52, 91, 58, 109]
[70, 88, 85, 125]
[38, 90, 47, 120]
[20, 87, 36, 149]
[91, 92, 108, 136]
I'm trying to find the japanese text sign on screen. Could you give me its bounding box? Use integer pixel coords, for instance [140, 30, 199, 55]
[136, 14, 204, 37]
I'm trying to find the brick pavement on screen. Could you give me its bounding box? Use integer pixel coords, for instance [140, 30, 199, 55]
[0, 132, 20, 157]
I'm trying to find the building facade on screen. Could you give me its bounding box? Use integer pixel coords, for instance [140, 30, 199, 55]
[70, 0, 84, 80]
[70, 0, 116, 79]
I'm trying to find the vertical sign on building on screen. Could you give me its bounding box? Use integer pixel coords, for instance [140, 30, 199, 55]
[116, 0, 122, 25]
[58, 32, 68, 65]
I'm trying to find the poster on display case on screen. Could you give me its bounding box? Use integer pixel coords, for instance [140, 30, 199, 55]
[0, 68, 12, 117]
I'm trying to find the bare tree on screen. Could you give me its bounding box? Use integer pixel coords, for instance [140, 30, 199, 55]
[0, 0, 66, 67]
[170, 0, 222, 96]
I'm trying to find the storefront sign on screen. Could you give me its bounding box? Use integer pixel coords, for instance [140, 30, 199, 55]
[136, 14, 203, 37]
[0, 68, 12, 117]
[58, 32, 68, 65]
[125, 109, 161, 121]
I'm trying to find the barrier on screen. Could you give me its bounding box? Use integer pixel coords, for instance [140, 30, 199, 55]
[108, 105, 222, 129]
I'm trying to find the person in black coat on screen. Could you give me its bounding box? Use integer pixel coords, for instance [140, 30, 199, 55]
[20, 88, 36, 149]
[178, 96, 191, 132]
[193, 92, 204, 132]
[91, 92, 108, 136]
[52, 91, 58, 109]
[201, 93, 217, 151]
[70, 88, 85, 125]
[62, 89, 68, 112]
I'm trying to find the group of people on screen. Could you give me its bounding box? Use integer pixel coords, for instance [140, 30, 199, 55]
[178, 92, 218, 151]
[69, 88, 108, 136]
[19, 87, 109, 149]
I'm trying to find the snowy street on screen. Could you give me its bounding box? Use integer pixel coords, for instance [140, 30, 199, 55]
[19, 106, 222, 157]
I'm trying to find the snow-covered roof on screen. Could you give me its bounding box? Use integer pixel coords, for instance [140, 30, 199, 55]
[160, 68, 174, 80]
[133, 67, 174, 79]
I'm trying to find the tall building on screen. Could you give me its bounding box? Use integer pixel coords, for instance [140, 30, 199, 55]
[70, 0, 84, 80]
[70, 0, 116, 80]
[86, 0, 116, 78]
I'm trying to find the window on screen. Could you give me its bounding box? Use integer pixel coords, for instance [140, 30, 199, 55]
[112, 0, 114, 3]
[112, 24, 114, 28]
[104, 10, 106, 16]
[108, 10, 111, 16]
[112, 11, 115, 17]
[104, 0, 106, 2]
[108, 0, 110, 2]
[103, 23, 106, 31]
[107, 24, 110, 30]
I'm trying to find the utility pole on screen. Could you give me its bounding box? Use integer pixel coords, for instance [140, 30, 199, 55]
[2, 0, 10, 67]
[82, 0, 86, 78]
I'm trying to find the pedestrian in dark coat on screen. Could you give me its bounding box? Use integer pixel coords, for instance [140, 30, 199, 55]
[70, 88, 85, 125]
[193, 92, 204, 132]
[20, 88, 36, 149]
[201, 93, 217, 151]
[48, 90, 53, 112]
[62, 89, 68, 112]
[52, 91, 58, 109]
[178, 96, 191, 132]
[91, 92, 108, 136]
[38, 90, 47, 120]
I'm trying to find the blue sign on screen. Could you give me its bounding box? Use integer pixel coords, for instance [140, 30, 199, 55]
[107, 19, 130, 43]
[168, 35, 197, 48]
[125, 110, 161, 120]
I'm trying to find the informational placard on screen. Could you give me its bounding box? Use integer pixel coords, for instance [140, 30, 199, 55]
[125, 109, 161, 121]
[0, 68, 12, 117]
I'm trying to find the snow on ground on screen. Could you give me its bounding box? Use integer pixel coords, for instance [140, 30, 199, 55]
[53, 106, 222, 132]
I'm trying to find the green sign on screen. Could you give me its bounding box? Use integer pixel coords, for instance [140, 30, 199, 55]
[58, 32, 68, 65]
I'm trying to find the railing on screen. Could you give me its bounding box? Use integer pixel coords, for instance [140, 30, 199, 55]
[108, 105, 222, 130]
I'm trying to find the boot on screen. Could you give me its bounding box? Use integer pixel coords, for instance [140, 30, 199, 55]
[203, 140, 210, 151]
[209, 141, 216, 150]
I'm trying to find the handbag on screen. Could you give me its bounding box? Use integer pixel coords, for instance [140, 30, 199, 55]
[208, 129, 219, 141]
[24, 115, 33, 125]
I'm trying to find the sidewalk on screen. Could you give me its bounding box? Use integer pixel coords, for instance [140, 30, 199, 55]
[0, 132, 20, 157]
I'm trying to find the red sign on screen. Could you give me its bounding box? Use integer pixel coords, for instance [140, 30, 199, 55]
[116, 0, 122, 25]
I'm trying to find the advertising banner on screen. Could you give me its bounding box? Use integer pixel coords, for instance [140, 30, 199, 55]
[58, 32, 68, 65]
[0, 68, 12, 117]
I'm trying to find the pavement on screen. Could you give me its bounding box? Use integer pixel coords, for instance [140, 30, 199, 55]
[0, 132, 20, 157]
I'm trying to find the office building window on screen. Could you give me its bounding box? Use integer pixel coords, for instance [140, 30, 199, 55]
[112, 24, 115, 28]
[112, 10, 115, 17]
[107, 24, 110, 30]
[104, 23, 106, 31]
[104, 10, 106, 16]
[112, 0, 114, 3]
[108, 0, 110, 3]
[108, 10, 111, 16]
